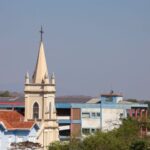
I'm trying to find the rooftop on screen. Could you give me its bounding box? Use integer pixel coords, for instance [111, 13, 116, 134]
[0, 110, 35, 130]
[56, 96, 93, 103]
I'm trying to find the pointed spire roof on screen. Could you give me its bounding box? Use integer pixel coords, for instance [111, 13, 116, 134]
[51, 72, 55, 79]
[32, 29, 49, 83]
[25, 72, 29, 79]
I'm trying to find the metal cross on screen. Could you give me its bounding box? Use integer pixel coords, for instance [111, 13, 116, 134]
[40, 26, 44, 41]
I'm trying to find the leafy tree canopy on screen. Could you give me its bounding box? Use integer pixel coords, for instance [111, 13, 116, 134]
[48, 118, 150, 150]
[0, 91, 10, 97]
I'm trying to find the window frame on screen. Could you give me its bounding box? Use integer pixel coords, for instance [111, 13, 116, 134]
[33, 102, 39, 119]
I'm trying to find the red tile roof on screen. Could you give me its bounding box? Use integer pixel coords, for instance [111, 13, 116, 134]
[0, 110, 35, 130]
[0, 101, 24, 106]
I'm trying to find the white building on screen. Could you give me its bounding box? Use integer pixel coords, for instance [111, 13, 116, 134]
[56, 92, 148, 139]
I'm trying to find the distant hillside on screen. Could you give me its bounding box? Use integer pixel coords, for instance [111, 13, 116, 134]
[0, 91, 23, 97]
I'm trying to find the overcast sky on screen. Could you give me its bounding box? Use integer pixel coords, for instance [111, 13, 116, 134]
[0, 1, 150, 99]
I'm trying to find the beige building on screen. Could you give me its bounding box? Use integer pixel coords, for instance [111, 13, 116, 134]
[24, 28, 59, 148]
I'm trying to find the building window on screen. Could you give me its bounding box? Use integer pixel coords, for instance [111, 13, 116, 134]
[82, 128, 90, 135]
[33, 102, 39, 119]
[105, 97, 113, 102]
[91, 112, 101, 118]
[91, 128, 98, 133]
[97, 112, 100, 117]
[120, 113, 124, 119]
[82, 112, 90, 118]
[92, 112, 96, 117]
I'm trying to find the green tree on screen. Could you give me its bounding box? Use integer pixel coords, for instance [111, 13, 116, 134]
[0, 91, 10, 97]
[48, 118, 150, 150]
[129, 140, 147, 150]
[48, 141, 69, 150]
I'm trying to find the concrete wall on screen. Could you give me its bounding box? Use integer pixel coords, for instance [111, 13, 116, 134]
[81, 107, 126, 134]
[101, 108, 124, 131]
[81, 108, 100, 130]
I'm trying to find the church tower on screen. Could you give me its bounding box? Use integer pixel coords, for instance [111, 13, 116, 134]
[24, 27, 59, 148]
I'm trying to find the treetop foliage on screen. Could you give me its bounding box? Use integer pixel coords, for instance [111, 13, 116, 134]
[48, 118, 150, 150]
[0, 91, 11, 97]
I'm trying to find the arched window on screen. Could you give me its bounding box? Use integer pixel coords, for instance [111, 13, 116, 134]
[33, 102, 39, 119]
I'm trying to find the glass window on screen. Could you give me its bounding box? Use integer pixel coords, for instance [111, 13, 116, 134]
[105, 97, 113, 102]
[33, 102, 39, 119]
[91, 129, 96, 133]
[82, 113, 90, 118]
[92, 112, 96, 117]
[82, 128, 90, 135]
[120, 113, 123, 118]
[97, 112, 100, 117]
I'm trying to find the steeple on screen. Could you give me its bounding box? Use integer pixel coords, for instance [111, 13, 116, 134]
[24, 28, 59, 147]
[32, 27, 49, 83]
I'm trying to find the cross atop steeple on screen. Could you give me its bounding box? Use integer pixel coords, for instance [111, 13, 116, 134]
[40, 26, 44, 41]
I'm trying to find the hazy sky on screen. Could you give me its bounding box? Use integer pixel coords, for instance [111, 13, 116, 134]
[0, 1, 150, 99]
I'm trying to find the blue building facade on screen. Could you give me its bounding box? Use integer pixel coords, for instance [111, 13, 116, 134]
[0, 124, 39, 149]
[0, 110, 39, 149]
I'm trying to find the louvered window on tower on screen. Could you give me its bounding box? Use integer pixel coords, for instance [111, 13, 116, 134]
[33, 102, 39, 119]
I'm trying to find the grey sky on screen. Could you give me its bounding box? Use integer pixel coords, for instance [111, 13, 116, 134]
[0, 1, 150, 99]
